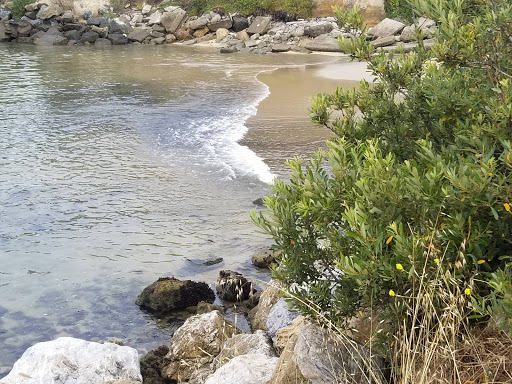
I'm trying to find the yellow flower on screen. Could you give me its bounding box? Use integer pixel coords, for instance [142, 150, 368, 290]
[389, 290, 396, 297]
[396, 263, 404, 271]
[464, 288, 472, 296]
[434, 258, 440, 264]
[477, 260, 486, 265]
[386, 235, 394, 245]
[504, 203, 511, 213]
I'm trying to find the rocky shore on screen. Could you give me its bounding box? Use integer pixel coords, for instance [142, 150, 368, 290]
[1, 247, 387, 384]
[0, 1, 435, 55]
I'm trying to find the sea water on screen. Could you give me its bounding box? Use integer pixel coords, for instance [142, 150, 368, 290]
[0, 43, 341, 375]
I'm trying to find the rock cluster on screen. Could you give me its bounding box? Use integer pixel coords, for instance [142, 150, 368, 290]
[0, 2, 435, 54]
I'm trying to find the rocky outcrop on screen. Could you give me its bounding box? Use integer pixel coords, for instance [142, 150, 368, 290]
[305, 33, 343, 52]
[247, 16, 271, 35]
[0, 337, 142, 384]
[215, 270, 254, 301]
[136, 277, 215, 313]
[266, 298, 299, 343]
[161, 310, 242, 382]
[270, 319, 386, 384]
[140, 345, 170, 384]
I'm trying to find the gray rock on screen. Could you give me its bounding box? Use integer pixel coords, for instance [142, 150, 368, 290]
[247, 16, 271, 35]
[162, 311, 243, 382]
[372, 35, 396, 47]
[108, 33, 128, 44]
[368, 17, 406, 37]
[160, 8, 186, 33]
[36, 4, 62, 20]
[210, 13, 221, 23]
[187, 15, 208, 30]
[165, 33, 176, 43]
[95, 37, 111, 45]
[0, 19, 10, 42]
[81, 9, 92, 19]
[127, 27, 149, 42]
[34, 33, 67, 45]
[208, 18, 232, 32]
[400, 24, 416, 42]
[81, 30, 99, 43]
[91, 25, 108, 38]
[136, 277, 214, 313]
[148, 10, 161, 26]
[272, 43, 291, 52]
[205, 354, 278, 384]
[60, 10, 74, 23]
[215, 270, 253, 301]
[141, 4, 152, 15]
[304, 22, 333, 38]
[63, 29, 81, 41]
[232, 15, 248, 32]
[213, 330, 276, 369]
[87, 17, 108, 26]
[24, 11, 37, 19]
[140, 345, 169, 384]
[305, 34, 343, 52]
[215, 27, 228, 41]
[151, 36, 165, 44]
[24, 3, 39, 12]
[110, 18, 132, 34]
[266, 298, 299, 343]
[0, 337, 142, 384]
[417, 17, 435, 29]
[131, 13, 143, 24]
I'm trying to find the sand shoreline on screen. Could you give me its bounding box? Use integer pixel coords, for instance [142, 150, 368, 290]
[240, 57, 372, 178]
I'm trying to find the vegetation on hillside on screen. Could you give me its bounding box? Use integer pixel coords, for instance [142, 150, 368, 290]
[253, 0, 512, 381]
[181, 0, 314, 17]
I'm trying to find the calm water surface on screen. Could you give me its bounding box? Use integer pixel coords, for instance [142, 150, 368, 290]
[0, 43, 337, 375]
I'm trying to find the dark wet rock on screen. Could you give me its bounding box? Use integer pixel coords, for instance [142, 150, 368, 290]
[140, 345, 171, 384]
[63, 29, 81, 41]
[232, 15, 248, 32]
[110, 17, 132, 35]
[61, 23, 83, 31]
[271, 43, 291, 52]
[136, 277, 215, 313]
[203, 257, 223, 266]
[87, 17, 108, 26]
[81, 30, 99, 43]
[215, 270, 253, 301]
[219, 45, 237, 53]
[252, 247, 282, 268]
[108, 33, 128, 45]
[94, 37, 111, 46]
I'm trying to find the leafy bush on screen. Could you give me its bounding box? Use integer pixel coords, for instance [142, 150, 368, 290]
[186, 0, 313, 16]
[11, 0, 33, 18]
[252, 0, 512, 365]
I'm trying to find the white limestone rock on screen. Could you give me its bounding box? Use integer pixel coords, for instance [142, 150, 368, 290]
[205, 354, 278, 384]
[0, 337, 142, 384]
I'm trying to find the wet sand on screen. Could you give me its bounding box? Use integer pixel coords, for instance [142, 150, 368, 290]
[242, 59, 371, 178]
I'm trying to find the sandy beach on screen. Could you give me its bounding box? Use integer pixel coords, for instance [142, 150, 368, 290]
[242, 58, 371, 178]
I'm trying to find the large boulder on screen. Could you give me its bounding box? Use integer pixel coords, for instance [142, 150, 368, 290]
[248, 283, 281, 331]
[0, 337, 142, 384]
[136, 277, 214, 313]
[269, 320, 386, 384]
[205, 354, 278, 384]
[304, 22, 334, 38]
[110, 17, 132, 34]
[162, 310, 243, 382]
[127, 27, 150, 43]
[36, 4, 62, 20]
[148, 11, 161, 26]
[368, 17, 405, 37]
[215, 270, 253, 301]
[160, 8, 186, 34]
[305, 34, 343, 52]
[187, 15, 209, 30]
[207, 17, 232, 32]
[81, 30, 99, 43]
[247, 16, 271, 35]
[0, 18, 9, 42]
[232, 15, 248, 32]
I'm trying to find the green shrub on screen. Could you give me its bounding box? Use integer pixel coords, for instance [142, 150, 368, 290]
[186, 0, 314, 16]
[12, 0, 33, 18]
[252, 0, 512, 364]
